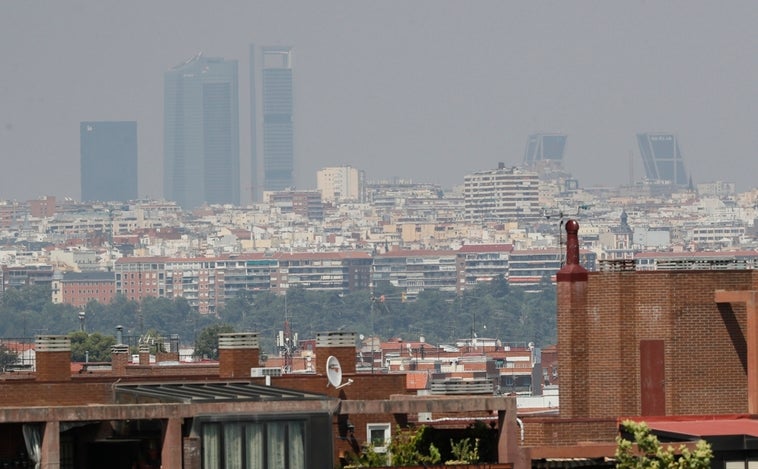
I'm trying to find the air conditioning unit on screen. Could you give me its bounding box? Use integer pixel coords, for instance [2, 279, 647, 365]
[251, 367, 283, 378]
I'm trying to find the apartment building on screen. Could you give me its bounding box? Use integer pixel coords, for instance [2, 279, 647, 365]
[52, 271, 116, 307]
[272, 252, 372, 294]
[316, 165, 365, 203]
[115, 252, 372, 313]
[373, 249, 459, 299]
[457, 244, 514, 291]
[267, 190, 324, 221]
[463, 164, 541, 222]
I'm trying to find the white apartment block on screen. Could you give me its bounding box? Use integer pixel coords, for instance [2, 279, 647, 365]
[316, 165, 365, 203]
[463, 164, 541, 222]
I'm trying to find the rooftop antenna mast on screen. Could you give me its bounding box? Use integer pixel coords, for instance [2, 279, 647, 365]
[543, 209, 566, 266]
[277, 292, 297, 373]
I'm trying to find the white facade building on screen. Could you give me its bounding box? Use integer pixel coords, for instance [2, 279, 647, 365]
[463, 164, 541, 222]
[316, 165, 364, 203]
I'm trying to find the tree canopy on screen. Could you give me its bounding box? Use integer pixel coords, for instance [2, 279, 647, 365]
[0, 278, 557, 355]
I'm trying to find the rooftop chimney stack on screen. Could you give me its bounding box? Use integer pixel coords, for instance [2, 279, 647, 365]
[138, 343, 150, 365]
[556, 219, 590, 417]
[110, 343, 130, 375]
[35, 335, 71, 382]
[316, 331, 357, 375]
[218, 332, 260, 379]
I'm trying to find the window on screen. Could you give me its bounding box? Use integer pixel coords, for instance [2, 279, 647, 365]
[366, 423, 391, 453]
[202, 420, 306, 469]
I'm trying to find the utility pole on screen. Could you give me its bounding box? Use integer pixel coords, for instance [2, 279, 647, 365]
[370, 294, 375, 374]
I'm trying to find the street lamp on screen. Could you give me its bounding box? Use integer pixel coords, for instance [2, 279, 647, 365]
[78, 311, 86, 332]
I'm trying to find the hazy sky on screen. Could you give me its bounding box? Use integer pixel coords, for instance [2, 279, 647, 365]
[1, 1, 756, 202]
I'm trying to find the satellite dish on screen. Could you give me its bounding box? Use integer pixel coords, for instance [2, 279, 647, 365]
[326, 356, 342, 388]
[326, 355, 353, 389]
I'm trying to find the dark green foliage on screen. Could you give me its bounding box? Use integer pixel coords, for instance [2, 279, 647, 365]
[69, 331, 116, 362]
[0, 279, 558, 353]
[387, 425, 440, 466]
[194, 324, 235, 359]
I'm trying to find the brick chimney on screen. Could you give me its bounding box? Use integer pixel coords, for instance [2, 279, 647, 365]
[138, 343, 150, 365]
[316, 331, 356, 375]
[556, 219, 589, 418]
[218, 332, 259, 379]
[35, 335, 71, 382]
[111, 344, 130, 375]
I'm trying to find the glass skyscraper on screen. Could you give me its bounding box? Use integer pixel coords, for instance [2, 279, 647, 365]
[523, 133, 567, 168]
[261, 46, 294, 192]
[164, 54, 239, 208]
[80, 121, 138, 202]
[637, 133, 688, 186]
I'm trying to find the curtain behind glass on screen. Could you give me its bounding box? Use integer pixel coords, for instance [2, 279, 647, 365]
[288, 422, 305, 469]
[245, 423, 264, 469]
[203, 423, 221, 469]
[224, 424, 243, 469]
[267, 423, 286, 468]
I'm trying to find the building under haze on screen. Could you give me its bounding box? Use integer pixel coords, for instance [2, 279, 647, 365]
[316, 165, 365, 203]
[463, 163, 540, 222]
[80, 121, 138, 202]
[164, 54, 240, 208]
[260, 46, 295, 193]
[523, 133, 567, 169]
[636, 132, 688, 186]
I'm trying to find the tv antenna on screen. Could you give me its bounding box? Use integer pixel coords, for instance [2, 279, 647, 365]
[326, 356, 353, 389]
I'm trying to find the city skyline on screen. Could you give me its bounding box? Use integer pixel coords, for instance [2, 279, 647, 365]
[1, 1, 757, 201]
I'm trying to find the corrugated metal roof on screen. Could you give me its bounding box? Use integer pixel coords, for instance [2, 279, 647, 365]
[115, 381, 329, 404]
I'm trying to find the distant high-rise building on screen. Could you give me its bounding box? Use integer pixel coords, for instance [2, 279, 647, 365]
[523, 133, 567, 168]
[164, 54, 239, 208]
[261, 46, 294, 192]
[636, 133, 688, 186]
[316, 165, 365, 203]
[463, 164, 540, 221]
[80, 121, 138, 202]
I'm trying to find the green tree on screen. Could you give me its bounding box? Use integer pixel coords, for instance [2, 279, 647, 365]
[386, 425, 441, 466]
[194, 324, 235, 359]
[616, 420, 712, 469]
[69, 331, 116, 362]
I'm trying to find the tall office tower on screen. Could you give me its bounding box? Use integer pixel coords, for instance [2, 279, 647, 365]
[523, 133, 567, 169]
[80, 121, 138, 202]
[463, 163, 540, 222]
[316, 165, 365, 203]
[164, 54, 240, 208]
[261, 46, 294, 192]
[636, 133, 688, 186]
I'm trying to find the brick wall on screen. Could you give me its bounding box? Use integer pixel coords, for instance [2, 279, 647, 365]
[559, 269, 757, 419]
[36, 336, 72, 382]
[218, 348, 260, 378]
[218, 332, 260, 379]
[0, 380, 112, 406]
[521, 417, 618, 447]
